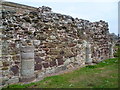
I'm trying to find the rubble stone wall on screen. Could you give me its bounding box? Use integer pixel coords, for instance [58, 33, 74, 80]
[0, 1, 114, 87]
[2, 1, 36, 14]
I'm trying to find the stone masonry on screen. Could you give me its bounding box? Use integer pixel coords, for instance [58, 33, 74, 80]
[0, 1, 114, 87]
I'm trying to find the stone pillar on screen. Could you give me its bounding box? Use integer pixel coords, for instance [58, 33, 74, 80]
[109, 43, 114, 58]
[20, 46, 35, 82]
[83, 41, 92, 64]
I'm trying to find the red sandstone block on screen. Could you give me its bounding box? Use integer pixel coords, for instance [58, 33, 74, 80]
[57, 59, 64, 66]
[10, 65, 19, 75]
[35, 57, 43, 64]
[42, 62, 49, 68]
[35, 64, 42, 70]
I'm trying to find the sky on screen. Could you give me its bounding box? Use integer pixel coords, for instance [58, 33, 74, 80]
[4, 0, 119, 35]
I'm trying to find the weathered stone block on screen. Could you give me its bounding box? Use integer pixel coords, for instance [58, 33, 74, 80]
[38, 35, 47, 40]
[21, 60, 34, 69]
[10, 65, 19, 75]
[64, 58, 71, 66]
[35, 64, 42, 70]
[64, 48, 75, 58]
[55, 65, 66, 73]
[57, 59, 64, 66]
[6, 76, 19, 84]
[56, 55, 63, 59]
[39, 53, 45, 57]
[33, 40, 41, 46]
[59, 50, 65, 55]
[45, 67, 56, 74]
[2, 62, 10, 67]
[20, 75, 35, 82]
[47, 48, 60, 55]
[45, 43, 56, 48]
[1, 67, 9, 71]
[2, 77, 9, 85]
[37, 72, 45, 80]
[12, 55, 20, 61]
[68, 43, 77, 47]
[66, 64, 74, 69]
[48, 55, 58, 60]
[42, 63, 49, 68]
[49, 60, 57, 67]
[35, 57, 43, 64]
[42, 48, 50, 52]
[14, 61, 20, 65]
[21, 53, 34, 59]
[21, 69, 34, 76]
[20, 46, 34, 53]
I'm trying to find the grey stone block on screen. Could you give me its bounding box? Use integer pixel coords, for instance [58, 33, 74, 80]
[21, 60, 34, 69]
[33, 40, 41, 46]
[1, 77, 9, 85]
[20, 46, 34, 53]
[21, 69, 34, 76]
[6, 77, 19, 84]
[55, 67, 61, 73]
[55, 66, 66, 73]
[21, 53, 34, 59]
[45, 68, 56, 74]
[20, 75, 35, 82]
[37, 72, 45, 80]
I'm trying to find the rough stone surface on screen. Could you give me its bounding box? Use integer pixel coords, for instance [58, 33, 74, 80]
[0, 77, 2, 86]
[10, 65, 19, 75]
[6, 76, 19, 85]
[0, 1, 116, 87]
[0, 61, 3, 67]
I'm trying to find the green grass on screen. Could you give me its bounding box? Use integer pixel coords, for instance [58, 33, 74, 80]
[2, 58, 118, 89]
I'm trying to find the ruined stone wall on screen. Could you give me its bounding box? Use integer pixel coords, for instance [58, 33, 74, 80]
[2, 1, 36, 14]
[0, 1, 114, 87]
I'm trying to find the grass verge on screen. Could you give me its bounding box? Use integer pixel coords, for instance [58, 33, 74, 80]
[2, 58, 118, 89]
